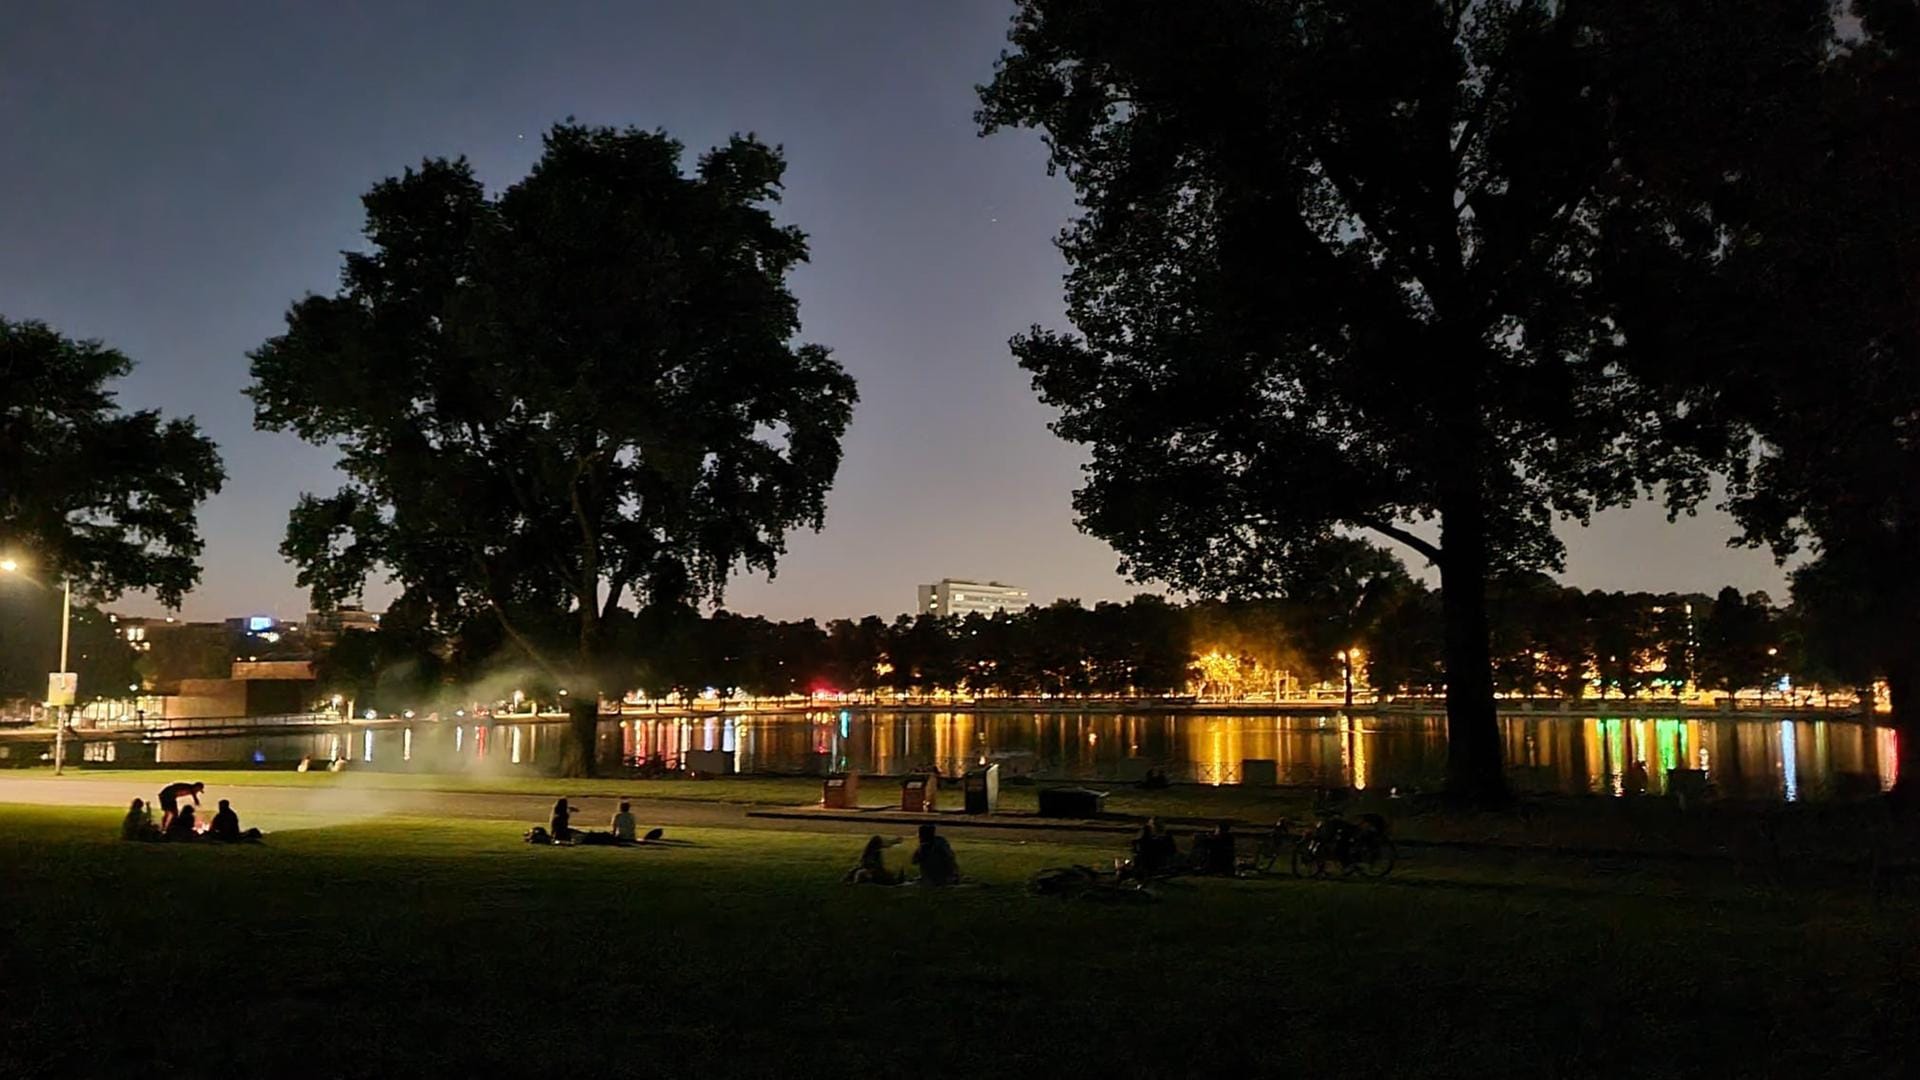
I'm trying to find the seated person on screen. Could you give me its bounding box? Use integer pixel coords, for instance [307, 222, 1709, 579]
[845, 835, 900, 884]
[610, 801, 637, 843]
[1126, 817, 1178, 879]
[209, 799, 241, 841]
[120, 798, 158, 842]
[1201, 821, 1236, 875]
[911, 823, 960, 886]
[165, 804, 200, 840]
[549, 798, 577, 843]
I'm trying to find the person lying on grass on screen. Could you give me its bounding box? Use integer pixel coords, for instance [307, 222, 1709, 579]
[911, 824, 961, 886]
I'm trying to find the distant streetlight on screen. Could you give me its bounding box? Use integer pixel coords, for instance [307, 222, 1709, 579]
[1, 556, 74, 775]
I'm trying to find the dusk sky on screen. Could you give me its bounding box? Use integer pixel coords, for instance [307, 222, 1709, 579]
[2, 1, 1789, 623]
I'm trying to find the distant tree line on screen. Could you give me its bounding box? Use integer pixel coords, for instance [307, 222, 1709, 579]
[304, 569, 1871, 713]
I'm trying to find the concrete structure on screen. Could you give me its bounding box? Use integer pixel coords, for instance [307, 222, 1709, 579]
[167, 660, 317, 719]
[916, 579, 1030, 618]
[307, 605, 381, 635]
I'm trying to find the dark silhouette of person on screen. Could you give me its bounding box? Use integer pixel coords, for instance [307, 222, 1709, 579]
[1197, 821, 1235, 875]
[209, 799, 241, 841]
[549, 798, 577, 843]
[1127, 817, 1178, 878]
[1625, 760, 1650, 797]
[610, 801, 637, 842]
[911, 823, 960, 886]
[165, 803, 199, 840]
[120, 798, 156, 841]
[846, 835, 899, 884]
[156, 780, 204, 832]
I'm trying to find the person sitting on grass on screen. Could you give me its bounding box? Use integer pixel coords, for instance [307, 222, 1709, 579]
[1123, 818, 1178, 880]
[156, 780, 204, 832]
[845, 835, 901, 885]
[911, 824, 960, 886]
[165, 804, 200, 841]
[610, 801, 637, 843]
[120, 798, 159, 842]
[549, 798, 578, 844]
[206, 799, 261, 842]
[1192, 821, 1236, 876]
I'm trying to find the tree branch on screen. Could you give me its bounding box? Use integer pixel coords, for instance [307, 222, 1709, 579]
[1360, 519, 1444, 566]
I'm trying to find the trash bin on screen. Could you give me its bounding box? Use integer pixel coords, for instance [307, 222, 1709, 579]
[1037, 786, 1108, 818]
[1241, 759, 1278, 786]
[963, 764, 1001, 814]
[901, 770, 939, 813]
[1666, 768, 1708, 810]
[822, 771, 860, 809]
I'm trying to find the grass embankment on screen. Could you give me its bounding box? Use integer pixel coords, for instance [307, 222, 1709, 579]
[2, 804, 1916, 1078]
[37, 766, 1920, 867]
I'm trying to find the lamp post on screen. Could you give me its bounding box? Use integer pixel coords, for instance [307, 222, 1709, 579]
[1, 558, 73, 774]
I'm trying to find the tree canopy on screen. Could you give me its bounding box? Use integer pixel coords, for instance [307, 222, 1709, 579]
[1604, 1, 1919, 796]
[1, 316, 224, 607]
[977, 0, 1722, 799]
[248, 122, 857, 773]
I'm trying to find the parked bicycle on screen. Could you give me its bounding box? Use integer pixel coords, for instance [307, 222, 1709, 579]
[1254, 809, 1396, 878]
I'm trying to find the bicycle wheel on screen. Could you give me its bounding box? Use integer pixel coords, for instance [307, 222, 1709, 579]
[1290, 837, 1325, 878]
[1354, 835, 1397, 878]
[1254, 834, 1282, 873]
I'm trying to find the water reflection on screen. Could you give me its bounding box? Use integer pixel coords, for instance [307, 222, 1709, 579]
[132, 711, 1897, 801]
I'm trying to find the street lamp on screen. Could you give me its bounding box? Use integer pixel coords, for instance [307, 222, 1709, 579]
[1, 557, 74, 775]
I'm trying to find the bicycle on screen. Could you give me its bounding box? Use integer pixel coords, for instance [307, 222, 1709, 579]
[1257, 809, 1396, 878]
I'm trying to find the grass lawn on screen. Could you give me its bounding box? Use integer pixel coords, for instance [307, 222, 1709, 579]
[2, 804, 1915, 1078]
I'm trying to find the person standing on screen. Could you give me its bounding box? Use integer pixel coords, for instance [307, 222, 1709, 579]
[156, 781, 204, 832]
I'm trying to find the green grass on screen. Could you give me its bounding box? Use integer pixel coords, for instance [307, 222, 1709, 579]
[2, 803, 1916, 1078]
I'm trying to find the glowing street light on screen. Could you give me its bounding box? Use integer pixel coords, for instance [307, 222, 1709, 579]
[1, 555, 74, 774]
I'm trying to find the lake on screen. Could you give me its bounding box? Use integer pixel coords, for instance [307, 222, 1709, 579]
[112, 709, 1900, 801]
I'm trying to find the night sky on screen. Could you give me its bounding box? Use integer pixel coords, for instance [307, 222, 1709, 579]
[2, 1, 1787, 622]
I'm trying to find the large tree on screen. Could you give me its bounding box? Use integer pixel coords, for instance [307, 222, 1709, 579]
[1603, 2, 1920, 794]
[978, 1, 1702, 799]
[249, 123, 857, 775]
[1, 317, 224, 610]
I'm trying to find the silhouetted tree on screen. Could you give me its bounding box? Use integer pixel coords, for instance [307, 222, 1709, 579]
[0, 595, 136, 704]
[248, 123, 857, 775]
[979, 2, 1703, 801]
[1607, 3, 1920, 797]
[1696, 588, 1780, 696]
[0, 316, 224, 640]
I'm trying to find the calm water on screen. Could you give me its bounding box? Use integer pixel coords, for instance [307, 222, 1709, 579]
[119, 710, 1900, 801]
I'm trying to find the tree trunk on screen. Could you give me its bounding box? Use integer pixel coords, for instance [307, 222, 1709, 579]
[1887, 655, 1918, 809]
[560, 695, 600, 778]
[1438, 486, 1507, 805]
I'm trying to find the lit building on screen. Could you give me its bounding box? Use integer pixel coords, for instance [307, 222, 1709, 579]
[916, 579, 1029, 618]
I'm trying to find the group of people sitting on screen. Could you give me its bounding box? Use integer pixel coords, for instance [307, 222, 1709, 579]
[1121, 818, 1236, 880]
[120, 780, 261, 843]
[530, 798, 663, 846]
[844, 823, 961, 886]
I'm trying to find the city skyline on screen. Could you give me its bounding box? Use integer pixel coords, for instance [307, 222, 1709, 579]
[2, 1, 1788, 624]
